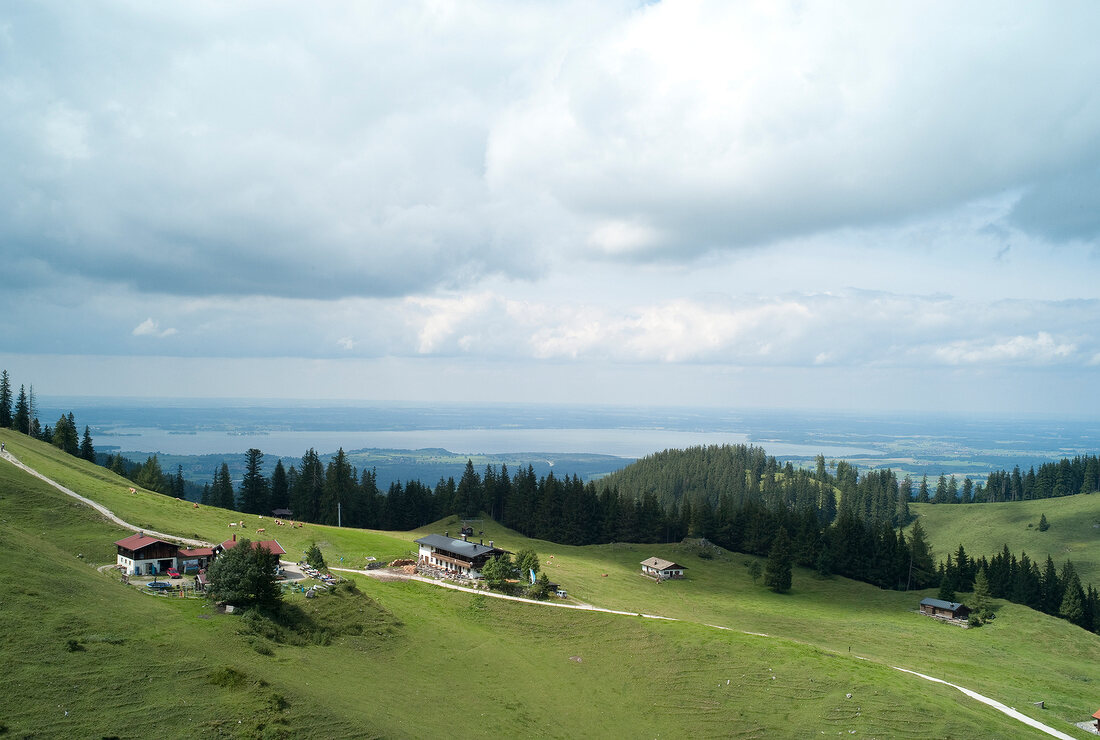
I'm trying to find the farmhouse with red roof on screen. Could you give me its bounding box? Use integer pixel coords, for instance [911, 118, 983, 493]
[115, 532, 180, 576]
[216, 534, 286, 557]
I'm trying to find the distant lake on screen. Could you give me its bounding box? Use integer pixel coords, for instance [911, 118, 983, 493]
[103, 427, 881, 460]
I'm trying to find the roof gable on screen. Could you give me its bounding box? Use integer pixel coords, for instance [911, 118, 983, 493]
[920, 597, 965, 610]
[219, 538, 286, 556]
[641, 557, 685, 571]
[415, 534, 498, 558]
[115, 533, 176, 551]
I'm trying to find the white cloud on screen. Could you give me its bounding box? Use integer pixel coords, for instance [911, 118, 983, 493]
[932, 332, 1078, 366]
[337, 337, 355, 351]
[131, 318, 177, 338]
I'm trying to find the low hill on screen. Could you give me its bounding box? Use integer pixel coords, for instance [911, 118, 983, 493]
[912, 494, 1100, 585]
[3, 428, 1100, 737]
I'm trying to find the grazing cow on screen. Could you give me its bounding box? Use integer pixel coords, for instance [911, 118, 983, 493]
[256, 528, 266, 533]
[229, 522, 238, 527]
[128, 487, 136, 494]
[193, 503, 199, 509]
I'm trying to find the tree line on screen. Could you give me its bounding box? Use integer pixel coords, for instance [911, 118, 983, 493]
[0, 369, 95, 463]
[6, 375, 1099, 634]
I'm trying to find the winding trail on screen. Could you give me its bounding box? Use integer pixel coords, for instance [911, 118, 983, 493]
[0, 447, 1078, 738]
[0, 449, 211, 548]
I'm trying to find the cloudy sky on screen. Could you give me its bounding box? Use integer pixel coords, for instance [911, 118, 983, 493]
[2, 0, 1099, 414]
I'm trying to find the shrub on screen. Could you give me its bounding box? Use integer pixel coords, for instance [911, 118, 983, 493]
[304, 543, 327, 571]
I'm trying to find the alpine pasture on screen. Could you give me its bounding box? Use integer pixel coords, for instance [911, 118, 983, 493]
[1, 429, 1097, 738]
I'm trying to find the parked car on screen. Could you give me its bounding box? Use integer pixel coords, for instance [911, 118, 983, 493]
[167, 568, 181, 579]
[147, 581, 173, 591]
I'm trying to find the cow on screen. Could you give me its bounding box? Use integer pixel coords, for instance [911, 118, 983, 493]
[128, 487, 136, 494]
[256, 528, 266, 534]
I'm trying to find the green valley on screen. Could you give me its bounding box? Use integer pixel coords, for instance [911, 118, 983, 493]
[3, 428, 1100, 737]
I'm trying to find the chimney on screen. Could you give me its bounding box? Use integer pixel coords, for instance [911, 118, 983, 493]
[480, 539, 483, 545]
[232, 533, 236, 542]
[489, 540, 494, 548]
[137, 531, 144, 538]
[461, 533, 468, 541]
[444, 530, 449, 538]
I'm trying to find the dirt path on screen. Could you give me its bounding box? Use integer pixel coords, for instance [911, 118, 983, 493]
[0, 449, 212, 548]
[0, 449, 1080, 739]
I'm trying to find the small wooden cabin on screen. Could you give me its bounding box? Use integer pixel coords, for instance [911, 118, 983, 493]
[919, 597, 970, 620]
[640, 557, 686, 580]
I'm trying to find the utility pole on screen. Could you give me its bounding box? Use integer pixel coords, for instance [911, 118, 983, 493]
[338, 501, 342, 528]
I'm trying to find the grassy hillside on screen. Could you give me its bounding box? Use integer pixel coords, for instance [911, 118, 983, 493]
[912, 495, 1100, 585]
[3, 428, 1100, 737]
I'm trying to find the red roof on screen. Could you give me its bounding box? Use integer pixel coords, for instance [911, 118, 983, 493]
[219, 538, 286, 556]
[1092, 709, 1100, 720]
[115, 533, 175, 550]
[179, 547, 215, 557]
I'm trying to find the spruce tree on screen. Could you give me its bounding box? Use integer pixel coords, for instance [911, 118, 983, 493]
[80, 426, 95, 462]
[215, 463, 236, 510]
[173, 465, 186, 499]
[938, 554, 956, 601]
[136, 455, 165, 492]
[906, 519, 935, 589]
[971, 568, 992, 620]
[917, 475, 930, 503]
[239, 448, 269, 514]
[764, 527, 793, 593]
[1038, 513, 1049, 531]
[270, 459, 289, 512]
[0, 370, 11, 428]
[1061, 571, 1087, 628]
[322, 448, 355, 526]
[12, 385, 29, 435]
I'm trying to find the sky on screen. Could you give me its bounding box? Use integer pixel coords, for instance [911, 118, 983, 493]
[2, 1, 1099, 415]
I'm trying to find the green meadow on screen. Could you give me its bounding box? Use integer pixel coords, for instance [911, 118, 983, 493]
[3, 428, 1099, 738]
[912, 496, 1100, 586]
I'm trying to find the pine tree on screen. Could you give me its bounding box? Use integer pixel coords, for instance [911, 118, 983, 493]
[292, 449, 323, 523]
[136, 455, 165, 492]
[455, 460, 482, 518]
[270, 459, 289, 512]
[1061, 570, 1087, 628]
[917, 475, 930, 503]
[961, 478, 973, 504]
[938, 554, 957, 601]
[214, 463, 236, 510]
[1040, 555, 1061, 615]
[12, 385, 29, 435]
[906, 519, 935, 589]
[238, 448, 270, 514]
[321, 448, 355, 526]
[932, 474, 949, 504]
[764, 527, 793, 593]
[80, 426, 95, 462]
[0, 370, 11, 428]
[971, 568, 992, 620]
[52, 413, 79, 455]
[173, 465, 186, 499]
[1038, 513, 1049, 531]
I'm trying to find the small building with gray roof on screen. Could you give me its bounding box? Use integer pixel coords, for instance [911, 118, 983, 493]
[641, 557, 686, 580]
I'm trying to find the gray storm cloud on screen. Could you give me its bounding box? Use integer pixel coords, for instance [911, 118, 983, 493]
[2, 0, 1098, 302]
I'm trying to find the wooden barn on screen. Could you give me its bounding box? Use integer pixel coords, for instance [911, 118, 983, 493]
[919, 597, 970, 620]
